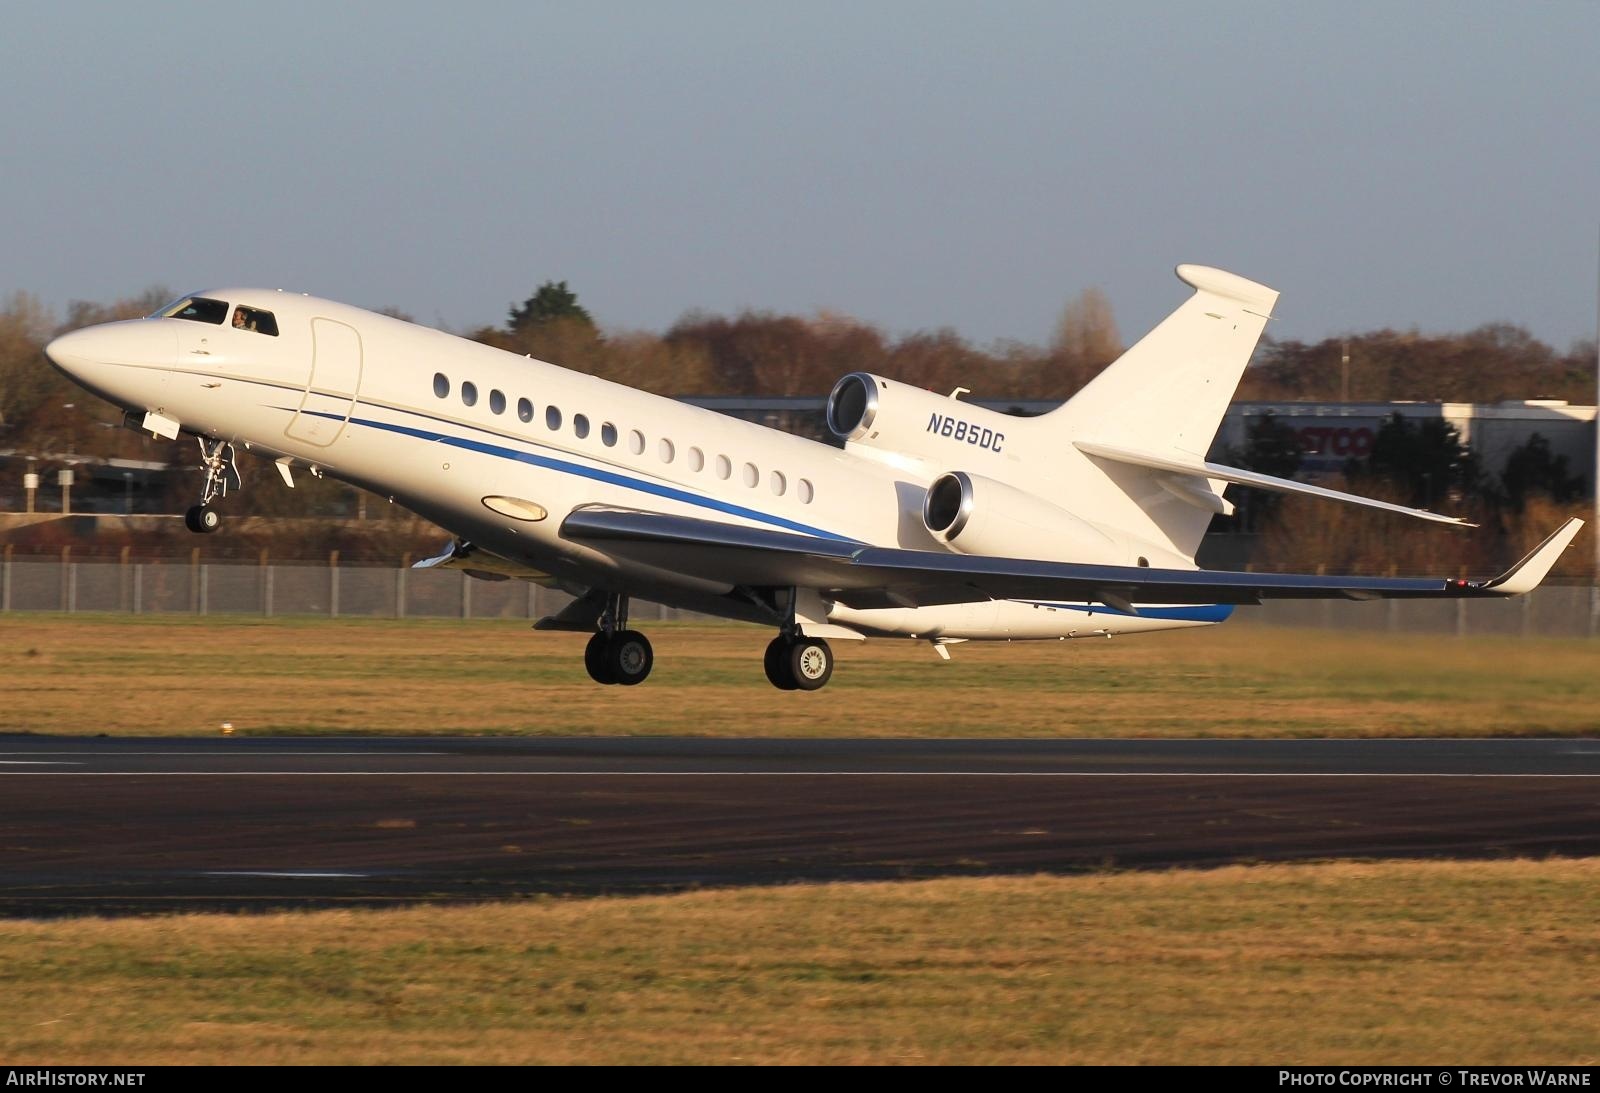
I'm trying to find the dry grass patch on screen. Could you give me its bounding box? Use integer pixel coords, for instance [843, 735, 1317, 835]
[2, 859, 1598, 1064]
[2, 615, 1600, 736]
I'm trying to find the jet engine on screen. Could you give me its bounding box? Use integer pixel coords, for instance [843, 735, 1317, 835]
[921, 470, 1124, 566]
[826, 372, 1016, 467]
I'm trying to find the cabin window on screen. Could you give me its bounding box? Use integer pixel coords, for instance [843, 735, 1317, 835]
[574, 414, 590, 439]
[629, 429, 645, 455]
[159, 297, 229, 324]
[546, 406, 562, 430]
[601, 422, 618, 447]
[687, 446, 704, 472]
[433, 373, 450, 399]
[489, 389, 506, 415]
[742, 462, 759, 488]
[230, 306, 278, 335]
[517, 397, 533, 422]
[461, 381, 478, 407]
[659, 438, 675, 463]
[770, 470, 786, 496]
[798, 478, 814, 504]
[715, 454, 732, 480]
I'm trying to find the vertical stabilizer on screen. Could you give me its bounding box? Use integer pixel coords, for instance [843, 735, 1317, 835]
[1027, 265, 1278, 561]
[1049, 265, 1276, 456]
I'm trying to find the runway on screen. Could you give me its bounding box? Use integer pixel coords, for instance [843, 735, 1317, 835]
[3, 735, 1598, 916]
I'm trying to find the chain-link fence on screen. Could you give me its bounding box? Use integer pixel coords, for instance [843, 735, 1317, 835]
[1243, 585, 1600, 638]
[1, 554, 1596, 636]
[0, 556, 677, 622]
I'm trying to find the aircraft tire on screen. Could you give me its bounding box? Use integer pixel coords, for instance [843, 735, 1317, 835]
[584, 631, 617, 685]
[764, 636, 798, 690]
[185, 505, 220, 534]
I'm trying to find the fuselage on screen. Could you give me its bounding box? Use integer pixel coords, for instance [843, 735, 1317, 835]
[44, 290, 1226, 641]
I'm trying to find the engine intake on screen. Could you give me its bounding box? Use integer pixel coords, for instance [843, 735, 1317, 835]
[826, 372, 881, 441]
[923, 471, 974, 538]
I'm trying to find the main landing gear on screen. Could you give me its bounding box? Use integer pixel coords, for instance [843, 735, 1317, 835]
[763, 633, 834, 691]
[583, 592, 654, 686]
[184, 437, 240, 535]
[762, 586, 835, 690]
[571, 586, 836, 690]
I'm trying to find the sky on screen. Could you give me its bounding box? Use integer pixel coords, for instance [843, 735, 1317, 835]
[3, 1, 1598, 356]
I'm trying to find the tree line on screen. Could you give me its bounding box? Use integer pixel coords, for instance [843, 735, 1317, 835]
[1226, 411, 1591, 576]
[0, 281, 1594, 572]
[5, 280, 1595, 459]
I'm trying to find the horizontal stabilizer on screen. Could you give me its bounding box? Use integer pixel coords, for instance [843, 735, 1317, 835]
[1174, 264, 1278, 312]
[1074, 441, 1475, 527]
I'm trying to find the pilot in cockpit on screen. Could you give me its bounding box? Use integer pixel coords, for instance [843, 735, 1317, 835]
[232, 307, 252, 331]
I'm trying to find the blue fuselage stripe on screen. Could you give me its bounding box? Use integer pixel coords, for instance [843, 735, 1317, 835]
[316, 408, 857, 541]
[1024, 601, 1235, 623]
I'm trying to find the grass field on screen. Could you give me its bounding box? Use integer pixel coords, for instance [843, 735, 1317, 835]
[2, 614, 1599, 737]
[2, 859, 1596, 1065]
[5, 618, 1596, 1064]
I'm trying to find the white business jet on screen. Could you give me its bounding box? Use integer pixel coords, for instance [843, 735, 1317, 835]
[45, 266, 1582, 690]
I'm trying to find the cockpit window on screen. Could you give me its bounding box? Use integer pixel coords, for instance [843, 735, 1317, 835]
[158, 297, 230, 324]
[230, 305, 278, 336]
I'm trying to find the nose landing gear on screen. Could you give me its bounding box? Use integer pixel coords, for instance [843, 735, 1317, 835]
[184, 438, 240, 535]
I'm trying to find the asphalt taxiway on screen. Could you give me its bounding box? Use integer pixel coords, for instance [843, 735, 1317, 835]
[2, 735, 1597, 916]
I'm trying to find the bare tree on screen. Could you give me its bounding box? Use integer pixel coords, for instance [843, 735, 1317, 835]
[0, 292, 54, 432]
[1051, 287, 1122, 372]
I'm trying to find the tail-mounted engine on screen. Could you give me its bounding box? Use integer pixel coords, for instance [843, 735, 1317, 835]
[827, 372, 1017, 468]
[922, 470, 1125, 566]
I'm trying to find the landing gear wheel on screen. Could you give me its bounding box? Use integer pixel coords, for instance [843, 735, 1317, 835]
[184, 505, 220, 534]
[764, 635, 798, 690]
[787, 637, 834, 691]
[607, 630, 653, 686]
[584, 630, 654, 686]
[584, 632, 617, 685]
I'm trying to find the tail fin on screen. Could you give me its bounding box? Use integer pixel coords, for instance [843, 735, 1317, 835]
[1030, 266, 1278, 561]
[1046, 265, 1276, 456]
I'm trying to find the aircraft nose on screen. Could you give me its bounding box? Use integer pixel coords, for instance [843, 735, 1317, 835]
[44, 326, 110, 376]
[45, 321, 176, 406]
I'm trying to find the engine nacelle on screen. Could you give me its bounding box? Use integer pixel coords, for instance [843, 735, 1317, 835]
[922, 470, 1125, 566]
[827, 372, 1016, 467]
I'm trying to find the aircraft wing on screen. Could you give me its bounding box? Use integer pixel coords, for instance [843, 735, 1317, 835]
[560, 506, 1582, 612]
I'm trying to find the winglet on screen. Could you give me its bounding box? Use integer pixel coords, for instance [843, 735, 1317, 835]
[1482, 518, 1584, 596]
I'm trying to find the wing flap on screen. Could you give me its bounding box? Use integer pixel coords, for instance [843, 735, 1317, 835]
[559, 506, 883, 594]
[848, 545, 1454, 604]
